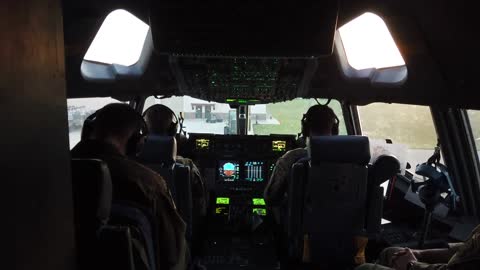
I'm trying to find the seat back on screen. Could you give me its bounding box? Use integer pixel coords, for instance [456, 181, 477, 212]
[173, 164, 193, 239]
[71, 158, 112, 231]
[138, 135, 193, 237]
[97, 225, 136, 270]
[71, 159, 156, 270]
[71, 158, 113, 268]
[110, 202, 158, 270]
[138, 135, 178, 197]
[71, 159, 136, 270]
[288, 136, 370, 268]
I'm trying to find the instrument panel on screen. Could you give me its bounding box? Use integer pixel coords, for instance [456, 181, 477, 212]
[186, 133, 297, 231]
[188, 133, 295, 184]
[189, 133, 295, 157]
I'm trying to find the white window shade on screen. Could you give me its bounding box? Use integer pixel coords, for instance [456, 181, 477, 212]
[338, 12, 405, 70]
[83, 9, 150, 66]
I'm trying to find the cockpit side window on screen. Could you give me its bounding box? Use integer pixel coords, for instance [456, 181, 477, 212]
[357, 103, 439, 175]
[467, 110, 480, 160]
[67, 97, 124, 149]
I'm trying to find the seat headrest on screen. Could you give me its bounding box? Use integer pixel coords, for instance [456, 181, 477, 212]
[139, 135, 177, 165]
[71, 159, 112, 224]
[370, 154, 401, 185]
[309, 135, 370, 165]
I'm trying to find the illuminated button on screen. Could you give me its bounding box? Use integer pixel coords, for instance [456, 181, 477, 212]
[252, 198, 266, 206]
[216, 197, 230, 205]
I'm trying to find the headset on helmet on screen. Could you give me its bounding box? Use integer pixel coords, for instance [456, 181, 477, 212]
[301, 105, 340, 136]
[143, 104, 179, 136]
[82, 105, 149, 157]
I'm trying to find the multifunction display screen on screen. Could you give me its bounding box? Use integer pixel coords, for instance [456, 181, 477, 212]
[218, 161, 240, 181]
[272, 140, 286, 152]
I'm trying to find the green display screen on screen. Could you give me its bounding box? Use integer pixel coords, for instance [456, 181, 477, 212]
[216, 197, 230, 205]
[252, 208, 267, 216]
[252, 198, 266, 206]
[272, 140, 286, 152]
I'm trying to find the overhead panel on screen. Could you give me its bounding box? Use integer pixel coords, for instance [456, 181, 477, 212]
[170, 57, 308, 103]
[150, 0, 339, 57]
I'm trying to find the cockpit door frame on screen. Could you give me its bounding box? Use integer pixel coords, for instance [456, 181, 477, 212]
[431, 107, 480, 219]
[343, 102, 361, 135]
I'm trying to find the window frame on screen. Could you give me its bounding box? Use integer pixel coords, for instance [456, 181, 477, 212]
[80, 10, 154, 81]
[461, 109, 480, 214]
[334, 13, 408, 86]
[430, 108, 480, 217]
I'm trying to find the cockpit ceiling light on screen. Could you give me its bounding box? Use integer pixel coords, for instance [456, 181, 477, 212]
[338, 12, 405, 70]
[83, 9, 150, 66]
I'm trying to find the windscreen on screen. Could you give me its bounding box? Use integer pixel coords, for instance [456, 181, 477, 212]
[144, 96, 346, 136]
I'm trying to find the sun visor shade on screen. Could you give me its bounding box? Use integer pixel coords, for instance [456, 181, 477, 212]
[81, 9, 153, 81]
[149, 1, 339, 57]
[336, 13, 407, 85]
[338, 13, 405, 70]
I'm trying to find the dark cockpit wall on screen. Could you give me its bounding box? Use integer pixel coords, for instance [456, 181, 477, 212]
[3, 2, 75, 270]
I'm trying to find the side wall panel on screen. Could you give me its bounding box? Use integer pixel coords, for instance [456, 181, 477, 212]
[0, 1, 75, 269]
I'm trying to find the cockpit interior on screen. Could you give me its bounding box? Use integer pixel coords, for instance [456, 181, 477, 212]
[3, 1, 477, 270]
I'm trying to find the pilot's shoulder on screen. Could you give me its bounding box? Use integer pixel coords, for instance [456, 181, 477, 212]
[176, 155, 197, 168]
[123, 158, 169, 192]
[280, 148, 308, 161]
[275, 148, 308, 168]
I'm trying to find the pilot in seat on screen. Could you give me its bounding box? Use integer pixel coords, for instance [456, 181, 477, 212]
[263, 104, 339, 266]
[264, 104, 340, 209]
[143, 104, 208, 218]
[143, 104, 208, 256]
[71, 103, 189, 270]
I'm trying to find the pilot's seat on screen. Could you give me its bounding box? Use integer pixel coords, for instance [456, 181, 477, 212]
[71, 158, 114, 269]
[287, 136, 371, 268]
[139, 136, 179, 197]
[138, 135, 193, 239]
[71, 159, 157, 270]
